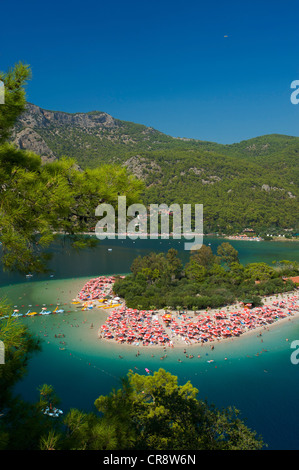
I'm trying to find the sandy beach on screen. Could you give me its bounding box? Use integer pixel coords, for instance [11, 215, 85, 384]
[3, 275, 297, 354]
[8, 275, 299, 452]
[99, 294, 299, 350]
[72, 275, 299, 350]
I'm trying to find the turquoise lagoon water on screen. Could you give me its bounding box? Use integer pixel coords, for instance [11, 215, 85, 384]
[1, 237, 299, 450]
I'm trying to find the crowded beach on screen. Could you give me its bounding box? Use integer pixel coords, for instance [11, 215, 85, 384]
[75, 276, 299, 348]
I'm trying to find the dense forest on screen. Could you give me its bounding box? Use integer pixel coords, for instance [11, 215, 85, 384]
[113, 244, 298, 310]
[12, 103, 299, 236]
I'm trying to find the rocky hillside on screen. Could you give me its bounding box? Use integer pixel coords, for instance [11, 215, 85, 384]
[12, 103, 120, 163]
[12, 103, 299, 169]
[12, 102, 174, 166]
[11, 103, 299, 234]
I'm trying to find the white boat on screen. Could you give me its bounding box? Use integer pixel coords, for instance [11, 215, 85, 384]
[52, 306, 65, 314]
[12, 310, 23, 317]
[40, 308, 52, 315]
[43, 407, 63, 418]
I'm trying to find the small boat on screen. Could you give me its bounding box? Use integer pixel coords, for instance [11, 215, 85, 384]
[26, 311, 39, 316]
[12, 310, 22, 317]
[43, 407, 63, 418]
[53, 307, 64, 313]
[39, 307, 52, 315]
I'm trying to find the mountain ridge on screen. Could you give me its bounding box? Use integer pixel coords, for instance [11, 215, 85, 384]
[10, 103, 299, 235]
[13, 103, 299, 165]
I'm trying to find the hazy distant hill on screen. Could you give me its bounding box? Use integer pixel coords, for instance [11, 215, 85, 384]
[11, 103, 299, 235]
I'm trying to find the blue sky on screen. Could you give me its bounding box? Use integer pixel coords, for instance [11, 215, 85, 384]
[1, 0, 299, 143]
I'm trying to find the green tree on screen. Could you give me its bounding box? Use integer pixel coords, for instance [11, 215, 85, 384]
[217, 242, 240, 268]
[185, 258, 207, 282]
[37, 384, 61, 412]
[244, 262, 276, 281]
[39, 430, 62, 451]
[94, 378, 136, 450]
[0, 302, 55, 450]
[0, 63, 144, 448]
[62, 408, 121, 450]
[94, 369, 265, 450]
[187, 245, 219, 271]
[165, 248, 183, 280]
[0, 301, 40, 409]
[228, 262, 245, 285]
[0, 63, 144, 273]
[0, 62, 31, 143]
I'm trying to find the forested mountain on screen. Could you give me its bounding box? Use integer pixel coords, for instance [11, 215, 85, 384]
[12, 103, 299, 235]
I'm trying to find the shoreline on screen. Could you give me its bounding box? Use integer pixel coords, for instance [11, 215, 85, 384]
[74, 276, 298, 350]
[3, 275, 298, 353]
[98, 291, 299, 350]
[216, 235, 298, 243]
[52, 231, 299, 243]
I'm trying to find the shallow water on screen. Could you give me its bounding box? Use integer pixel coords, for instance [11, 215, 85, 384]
[1, 237, 299, 450]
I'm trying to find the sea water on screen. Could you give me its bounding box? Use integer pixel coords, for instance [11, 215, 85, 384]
[1, 237, 299, 450]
